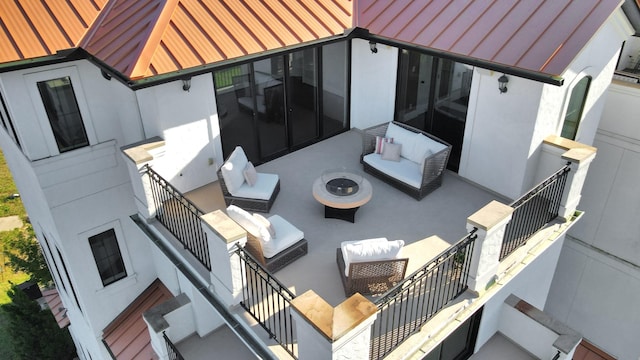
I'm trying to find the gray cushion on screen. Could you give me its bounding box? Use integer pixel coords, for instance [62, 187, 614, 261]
[381, 142, 402, 161]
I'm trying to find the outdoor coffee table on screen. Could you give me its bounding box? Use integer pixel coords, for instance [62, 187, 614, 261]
[312, 169, 372, 223]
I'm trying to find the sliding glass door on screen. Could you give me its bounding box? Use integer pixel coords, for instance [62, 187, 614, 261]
[396, 51, 473, 172]
[214, 41, 349, 165]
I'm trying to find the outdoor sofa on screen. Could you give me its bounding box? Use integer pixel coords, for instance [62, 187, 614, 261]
[361, 121, 451, 200]
[336, 238, 408, 296]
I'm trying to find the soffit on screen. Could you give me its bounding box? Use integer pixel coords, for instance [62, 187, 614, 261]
[358, 0, 624, 78]
[0, 0, 108, 63]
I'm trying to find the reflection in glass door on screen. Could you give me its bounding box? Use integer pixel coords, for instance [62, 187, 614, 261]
[396, 51, 473, 172]
[214, 41, 350, 165]
[287, 49, 318, 148]
[253, 58, 287, 159]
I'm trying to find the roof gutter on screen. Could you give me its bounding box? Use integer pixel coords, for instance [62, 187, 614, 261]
[365, 32, 564, 86]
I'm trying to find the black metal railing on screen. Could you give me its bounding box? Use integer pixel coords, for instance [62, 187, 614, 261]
[236, 246, 298, 359]
[163, 332, 185, 360]
[370, 231, 477, 360]
[146, 165, 211, 270]
[499, 164, 571, 260]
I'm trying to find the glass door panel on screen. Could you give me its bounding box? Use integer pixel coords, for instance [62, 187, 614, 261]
[287, 48, 318, 147]
[321, 42, 349, 137]
[432, 60, 472, 172]
[396, 50, 434, 129]
[214, 64, 260, 162]
[254, 57, 288, 159]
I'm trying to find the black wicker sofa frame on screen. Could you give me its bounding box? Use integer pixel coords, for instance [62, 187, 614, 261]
[360, 121, 452, 200]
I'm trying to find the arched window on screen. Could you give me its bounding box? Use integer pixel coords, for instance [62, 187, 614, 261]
[561, 76, 591, 140]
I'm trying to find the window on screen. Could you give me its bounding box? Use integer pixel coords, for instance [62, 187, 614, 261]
[37, 77, 89, 152]
[561, 76, 591, 140]
[422, 307, 483, 360]
[89, 229, 127, 286]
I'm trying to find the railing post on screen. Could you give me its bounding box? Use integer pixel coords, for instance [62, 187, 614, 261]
[541, 136, 597, 220]
[121, 138, 165, 221]
[291, 291, 378, 360]
[200, 210, 247, 306]
[466, 200, 514, 295]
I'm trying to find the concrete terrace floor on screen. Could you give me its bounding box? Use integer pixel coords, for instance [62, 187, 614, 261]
[186, 129, 508, 307]
[175, 129, 510, 358]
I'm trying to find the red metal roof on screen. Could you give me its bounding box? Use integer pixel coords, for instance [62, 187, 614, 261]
[358, 0, 624, 77]
[81, 0, 352, 79]
[0, 0, 627, 81]
[102, 279, 173, 360]
[42, 287, 71, 329]
[0, 0, 107, 61]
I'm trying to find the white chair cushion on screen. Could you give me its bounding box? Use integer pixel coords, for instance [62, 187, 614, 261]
[261, 215, 304, 258]
[226, 205, 261, 237]
[341, 238, 404, 277]
[221, 146, 249, 194]
[363, 153, 422, 188]
[385, 122, 415, 160]
[233, 173, 279, 200]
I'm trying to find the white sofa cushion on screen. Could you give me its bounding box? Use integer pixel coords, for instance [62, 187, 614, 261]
[221, 146, 249, 194]
[341, 238, 404, 277]
[385, 122, 415, 160]
[233, 173, 279, 200]
[261, 215, 304, 258]
[363, 153, 422, 188]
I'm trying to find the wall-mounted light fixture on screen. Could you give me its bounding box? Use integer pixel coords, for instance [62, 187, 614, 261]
[182, 78, 191, 92]
[369, 41, 378, 54]
[101, 69, 112, 81]
[498, 74, 509, 94]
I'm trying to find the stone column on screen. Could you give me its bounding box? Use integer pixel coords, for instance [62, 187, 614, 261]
[291, 291, 378, 360]
[121, 138, 165, 221]
[558, 147, 596, 220]
[541, 136, 597, 221]
[466, 200, 514, 295]
[200, 210, 247, 306]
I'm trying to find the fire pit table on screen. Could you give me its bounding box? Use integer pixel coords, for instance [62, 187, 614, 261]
[312, 169, 372, 223]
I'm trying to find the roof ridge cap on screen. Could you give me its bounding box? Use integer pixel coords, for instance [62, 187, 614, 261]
[129, 0, 181, 79]
[78, 0, 120, 48]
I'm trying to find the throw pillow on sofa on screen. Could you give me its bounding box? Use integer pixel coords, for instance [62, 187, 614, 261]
[375, 136, 394, 154]
[381, 142, 402, 162]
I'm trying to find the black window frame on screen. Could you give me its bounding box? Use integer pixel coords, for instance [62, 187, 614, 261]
[37, 76, 89, 153]
[89, 229, 127, 287]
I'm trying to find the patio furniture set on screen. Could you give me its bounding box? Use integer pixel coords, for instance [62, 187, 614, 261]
[217, 122, 451, 296]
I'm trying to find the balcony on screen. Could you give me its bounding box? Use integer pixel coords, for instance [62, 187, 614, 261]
[123, 129, 593, 360]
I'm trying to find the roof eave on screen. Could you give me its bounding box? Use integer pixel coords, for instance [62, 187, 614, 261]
[366, 33, 564, 86]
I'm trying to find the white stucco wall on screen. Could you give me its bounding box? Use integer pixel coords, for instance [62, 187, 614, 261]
[545, 81, 640, 360]
[136, 73, 221, 193]
[350, 38, 398, 130]
[0, 61, 142, 161]
[0, 60, 161, 359]
[460, 69, 544, 199]
[460, 13, 627, 199]
[474, 232, 566, 353]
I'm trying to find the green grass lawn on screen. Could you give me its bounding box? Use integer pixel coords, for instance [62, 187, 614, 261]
[0, 151, 28, 304]
[0, 152, 24, 218]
